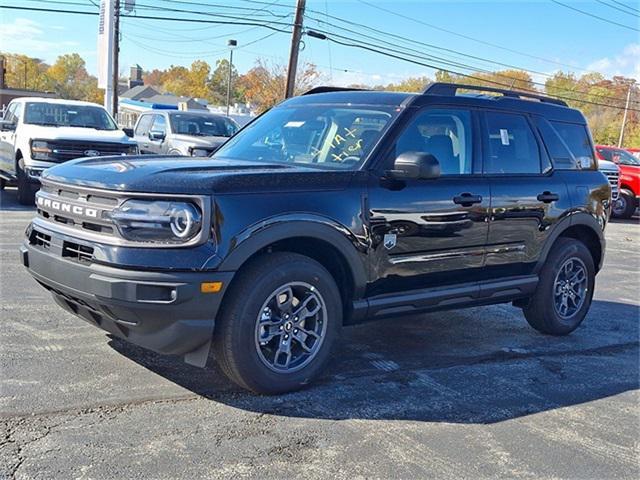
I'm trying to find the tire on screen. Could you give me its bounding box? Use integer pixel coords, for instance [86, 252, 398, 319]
[612, 189, 636, 219]
[213, 252, 342, 394]
[0, 177, 5, 191]
[523, 237, 595, 335]
[16, 162, 35, 206]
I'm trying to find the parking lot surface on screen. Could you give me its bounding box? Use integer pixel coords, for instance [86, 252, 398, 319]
[1, 187, 638, 479]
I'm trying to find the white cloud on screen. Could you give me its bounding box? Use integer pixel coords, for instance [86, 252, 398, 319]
[586, 43, 640, 81]
[0, 18, 78, 58]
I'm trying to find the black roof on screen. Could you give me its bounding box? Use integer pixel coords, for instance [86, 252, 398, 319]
[289, 83, 585, 123]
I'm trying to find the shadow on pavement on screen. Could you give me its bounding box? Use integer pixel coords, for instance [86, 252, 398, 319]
[0, 187, 36, 212]
[108, 299, 640, 424]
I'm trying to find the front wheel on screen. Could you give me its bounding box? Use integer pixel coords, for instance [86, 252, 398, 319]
[16, 163, 35, 205]
[612, 189, 636, 219]
[523, 238, 595, 335]
[213, 252, 342, 394]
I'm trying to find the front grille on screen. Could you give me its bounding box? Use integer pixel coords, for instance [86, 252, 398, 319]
[31, 230, 51, 250]
[36, 183, 120, 241]
[604, 171, 619, 200]
[46, 140, 132, 163]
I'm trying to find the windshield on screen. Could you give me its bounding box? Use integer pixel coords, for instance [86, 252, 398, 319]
[169, 113, 238, 137]
[212, 105, 398, 170]
[24, 102, 118, 130]
[598, 147, 640, 166]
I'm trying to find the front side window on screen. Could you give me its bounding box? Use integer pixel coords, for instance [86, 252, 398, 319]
[151, 115, 167, 134]
[484, 112, 541, 174]
[394, 108, 473, 175]
[24, 102, 117, 130]
[170, 114, 238, 137]
[135, 114, 153, 136]
[213, 105, 399, 170]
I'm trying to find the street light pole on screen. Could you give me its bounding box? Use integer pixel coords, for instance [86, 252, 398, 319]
[226, 39, 237, 117]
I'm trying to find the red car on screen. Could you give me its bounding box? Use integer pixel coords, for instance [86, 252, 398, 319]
[596, 145, 640, 218]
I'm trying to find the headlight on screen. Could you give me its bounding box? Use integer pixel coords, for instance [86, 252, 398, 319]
[191, 147, 210, 157]
[31, 140, 53, 160]
[109, 199, 202, 243]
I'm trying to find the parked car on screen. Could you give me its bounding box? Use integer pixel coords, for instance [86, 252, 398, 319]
[22, 83, 610, 394]
[597, 158, 620, 202]
[132, 110, 239, 157]
[0, 98, 138, 205]
[626, 147, 640, 160]
[596, 144, 640, 218]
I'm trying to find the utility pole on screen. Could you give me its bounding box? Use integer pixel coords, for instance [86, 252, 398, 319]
[112, 0, 120, 121]
[284, 0, 306, 98]
[618, 85, 632, 148]
[226, 39, 237, 117]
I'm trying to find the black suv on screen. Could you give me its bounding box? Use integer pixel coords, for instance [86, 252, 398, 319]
[22, 83, 611, 394]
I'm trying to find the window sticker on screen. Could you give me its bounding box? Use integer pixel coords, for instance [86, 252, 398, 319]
[500, 129, 510, 145]
[285, 121, 305, 128]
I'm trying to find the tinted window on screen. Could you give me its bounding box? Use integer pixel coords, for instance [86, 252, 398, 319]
[550, 121, 595, 169]
[214, 105, 399, 170]
[598, 146, 640, 166]
[135, 115, 153, 136]
[395, 109, 473, 175]
[151, 115, 167, 134]
[3, 103, 16, 123]
[169, 114, 238, 137]
[484, 113, 540, 174]
[534, 117, 576, 169]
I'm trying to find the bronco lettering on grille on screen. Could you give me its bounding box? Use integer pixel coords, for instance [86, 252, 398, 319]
[37, 196, 99, 218]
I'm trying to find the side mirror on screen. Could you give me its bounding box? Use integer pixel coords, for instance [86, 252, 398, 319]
[122, 127, 134, 138]
[149, 130, 165, 141]
[388, 152, 440, 180]
[0, 120, 16, 132]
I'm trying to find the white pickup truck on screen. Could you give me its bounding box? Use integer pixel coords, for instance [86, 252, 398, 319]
[0, 98, 138, 204]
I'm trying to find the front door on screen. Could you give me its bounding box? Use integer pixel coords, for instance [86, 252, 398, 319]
[367, 107, 490, 296]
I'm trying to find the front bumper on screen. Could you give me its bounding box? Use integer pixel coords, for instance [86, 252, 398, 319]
[21, 226, 234, 366]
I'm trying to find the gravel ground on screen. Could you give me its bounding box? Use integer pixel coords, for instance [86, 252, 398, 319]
[1, 186, 638, 479]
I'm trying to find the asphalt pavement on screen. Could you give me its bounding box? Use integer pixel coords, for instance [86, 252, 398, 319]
[1, 186, 638, 479]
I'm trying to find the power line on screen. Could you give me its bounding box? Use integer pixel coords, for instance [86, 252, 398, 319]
[551, 0, 640, 31]
[594, 0, 639, 17]
[307, 30, 640, 113]
[610, 0, 640, 14]
[351, 0, 600, 73]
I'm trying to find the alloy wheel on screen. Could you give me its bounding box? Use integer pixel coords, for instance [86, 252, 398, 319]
[553, 257, 588, 319]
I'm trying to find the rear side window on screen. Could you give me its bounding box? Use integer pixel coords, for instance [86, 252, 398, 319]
[483, 112, 541, 174]
[550, 121, 595, 169]
[135, 115, 153, 136]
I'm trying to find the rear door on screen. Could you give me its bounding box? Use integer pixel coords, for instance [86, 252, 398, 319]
[482, 111, 570, 276]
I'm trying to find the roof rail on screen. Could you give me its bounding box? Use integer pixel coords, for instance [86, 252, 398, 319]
[302, 86, 369, 96]
[423, 82, 567, 107]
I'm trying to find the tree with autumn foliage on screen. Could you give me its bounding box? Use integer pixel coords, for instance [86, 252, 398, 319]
[237, 60, 321, 113]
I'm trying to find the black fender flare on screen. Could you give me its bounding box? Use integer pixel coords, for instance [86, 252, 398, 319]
[216, 214, 369, 298]
[533, 211, 605, 274]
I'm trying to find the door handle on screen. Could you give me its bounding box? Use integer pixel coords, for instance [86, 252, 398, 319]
[453, 193, 483, 206]
[537, 191, 559, 203]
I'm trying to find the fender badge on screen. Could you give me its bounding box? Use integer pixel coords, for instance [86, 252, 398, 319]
[383, 233, 397, 250]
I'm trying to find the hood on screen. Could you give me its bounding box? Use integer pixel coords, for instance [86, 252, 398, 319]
[41, 155, 354, 195]
[170, 133, 229, 148]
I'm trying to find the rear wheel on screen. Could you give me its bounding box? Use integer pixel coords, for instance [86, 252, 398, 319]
[213, 252, 342, 394]
[612, 189, 636, 219]
[16, 162, 35, 206]
[523, 238, 595, 335]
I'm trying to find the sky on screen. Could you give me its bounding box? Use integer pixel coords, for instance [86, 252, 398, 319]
[1, 0, 638, 88]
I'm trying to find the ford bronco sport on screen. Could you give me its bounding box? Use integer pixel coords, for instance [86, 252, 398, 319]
[21, 83, 611, 394]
